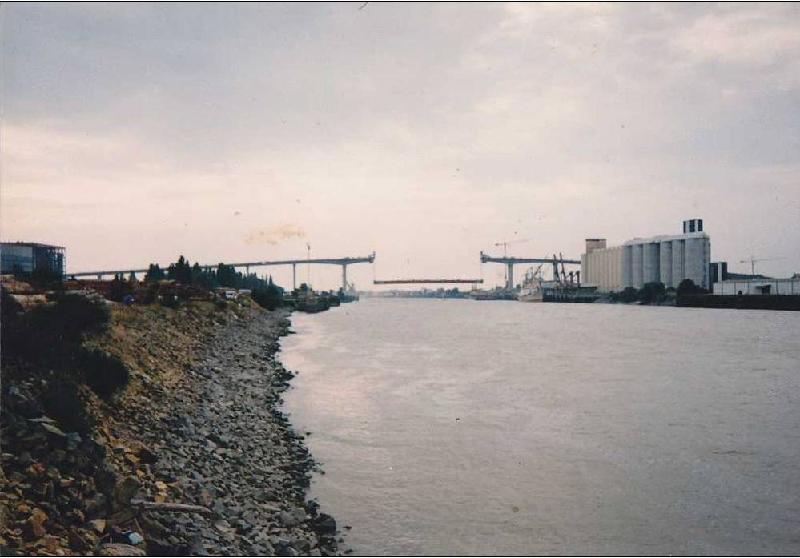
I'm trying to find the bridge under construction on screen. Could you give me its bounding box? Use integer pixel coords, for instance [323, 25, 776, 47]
[67, 249, 584, 293]
[70, 253, 376, 291]
[479, 251, 582, 290]
[373, 278, 483, 285]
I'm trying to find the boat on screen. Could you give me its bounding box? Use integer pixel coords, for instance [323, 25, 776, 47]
[518, 265, 544, 302]
[518, 264, 600, 303]
[338, 282, 360, 303]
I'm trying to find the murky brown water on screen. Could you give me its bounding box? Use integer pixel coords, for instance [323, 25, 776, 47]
[281, 299, 800, 555]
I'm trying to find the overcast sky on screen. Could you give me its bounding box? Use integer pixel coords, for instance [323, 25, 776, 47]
[2, 2, 798, 289]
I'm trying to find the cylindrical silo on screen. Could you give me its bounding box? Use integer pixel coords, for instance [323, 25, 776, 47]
[632, 243, 644, 289]
[685, 238, 703, 287]
[672, 240, 685, 287]
[660, 241, 673, 288]
[623, 245, 633, 288]
[643, 242, 660, 284]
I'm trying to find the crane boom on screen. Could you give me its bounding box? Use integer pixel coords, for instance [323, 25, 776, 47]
[739, 256, 784, 276]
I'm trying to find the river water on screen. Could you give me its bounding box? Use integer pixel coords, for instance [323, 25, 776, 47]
[280, 299, 800, 556]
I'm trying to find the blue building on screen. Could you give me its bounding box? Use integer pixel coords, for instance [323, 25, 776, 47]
[1, 242, 65, 277]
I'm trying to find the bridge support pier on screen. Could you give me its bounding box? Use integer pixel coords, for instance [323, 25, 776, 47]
[506, 262, 514, 290]
[292, 263, 296, 290]
[341, 264, 348, 292]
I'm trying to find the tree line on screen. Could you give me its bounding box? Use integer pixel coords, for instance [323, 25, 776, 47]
[610, 278, 707, 305]
[144, 256, 284, 310]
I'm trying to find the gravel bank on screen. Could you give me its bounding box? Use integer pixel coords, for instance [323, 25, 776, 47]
[2, 298, 340, 556]
[128, 309, 343, 556]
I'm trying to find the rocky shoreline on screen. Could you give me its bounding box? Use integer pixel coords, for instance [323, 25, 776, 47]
[122, 308, 341, 556]
[1, 299, 346, 556]
[129, 309, 342, 556]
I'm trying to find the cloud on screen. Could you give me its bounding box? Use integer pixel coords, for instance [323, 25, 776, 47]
[1, 3, 799, 281]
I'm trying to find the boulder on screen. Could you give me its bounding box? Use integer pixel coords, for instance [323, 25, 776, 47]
[23, 508, 48, 540]
[314, 513, 336, 535]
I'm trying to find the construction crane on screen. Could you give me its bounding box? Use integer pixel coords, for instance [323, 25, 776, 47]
[494, 237, 534, 257]
[493, 238, 533, 285]
[739, 256, 784, 276]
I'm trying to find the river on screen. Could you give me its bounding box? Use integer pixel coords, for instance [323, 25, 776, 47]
[280, 298, 800, 555]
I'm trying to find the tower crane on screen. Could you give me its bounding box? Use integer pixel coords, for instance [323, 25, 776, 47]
[494, 237, 534, 257]
[494, 238, 533, 287]
[739, 256, 784, 276]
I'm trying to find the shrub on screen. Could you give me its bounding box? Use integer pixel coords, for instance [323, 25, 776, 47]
[639, 282, 667, 304]
[80, 348, 130, 398]
[49, 293, 111, 338]
[618, 287, 639, 303]
[252, 283, 283, 311]
[41, 379, 93, 432]
[3, 292, 111, 362]
[677, 278, 706, 297]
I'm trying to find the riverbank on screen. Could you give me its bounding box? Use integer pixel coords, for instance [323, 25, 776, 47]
[1, 296, 343, 556]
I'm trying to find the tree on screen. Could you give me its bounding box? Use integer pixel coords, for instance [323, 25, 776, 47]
[618, 287, 639, 303]
[167, 255, 192, 284]
[145, 264, 165, 282]
[677, 278, 705, 297]
[216, 263, 239, 288]
[109, 274, 129, 302]
[639, 282, 666, 304]
[252, 278, 284, 310]
[191, 263, 213, 289]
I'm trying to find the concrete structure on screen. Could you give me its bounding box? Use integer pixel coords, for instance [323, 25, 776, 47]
[479, 252, 581, 290]
[70, 253, 376, 290]
[581, 219, 711, 292]
[713, 278, 800, 296]
[1, 242, 65, 277]
[581, 241, 625, 292]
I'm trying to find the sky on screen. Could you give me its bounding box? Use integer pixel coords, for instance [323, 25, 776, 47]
[2, 2, 799, 290]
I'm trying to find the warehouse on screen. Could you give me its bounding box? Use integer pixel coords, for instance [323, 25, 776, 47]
[581, 219, 711, 292]
[713, 278, 800, 296]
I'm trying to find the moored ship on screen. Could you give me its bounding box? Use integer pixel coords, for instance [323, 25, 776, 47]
[518, 265, 544, 302]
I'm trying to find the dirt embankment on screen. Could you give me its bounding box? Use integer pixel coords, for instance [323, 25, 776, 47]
[1, 298, 342, 556]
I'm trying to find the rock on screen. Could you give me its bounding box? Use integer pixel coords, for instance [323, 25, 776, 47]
[84, 494, 108, 517]
[279, 510, 299, 528]
[137, 446, 158, 464]
[94, 464, 118, 497]
[96, 543, 147, 556]
[88, 519, 107, 535]
[125, 531, 144, 545]
[112, 476, 140, 510]
[40, 421, 67, 439]
[68, 529, 90, 551]
[290, 506, 307, 524]
[66, 431, 82, 450]
[314, 513, 337, 535]
[23, 508, 48, 540]
[8, 385, 44, 418]
[17, 451, 32, 466]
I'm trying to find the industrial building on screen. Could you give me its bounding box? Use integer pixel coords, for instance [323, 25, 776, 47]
[581, 219, 711, 292]
[713, 278, 799, 296]
[0, 242, 65, 277]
